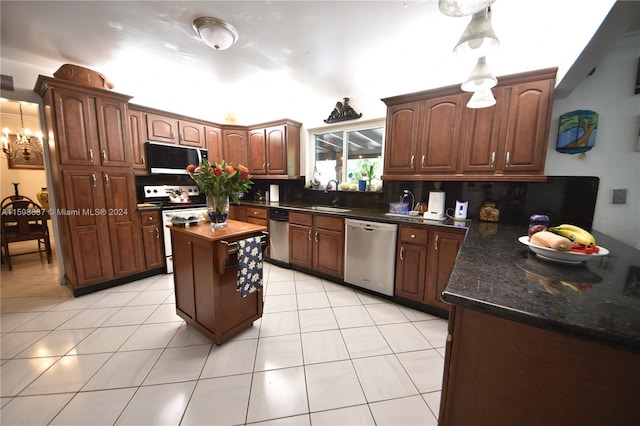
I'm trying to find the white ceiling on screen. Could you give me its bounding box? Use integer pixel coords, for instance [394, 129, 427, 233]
[0, 0, 634, 126]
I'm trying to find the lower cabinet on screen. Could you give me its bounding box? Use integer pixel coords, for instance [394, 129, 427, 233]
[139, 210, 164, 270]
[395, 224, 464, 312]
[289, 212, 344, 279]
[245, 206, 268, 227]
[228, 204, 246, 222]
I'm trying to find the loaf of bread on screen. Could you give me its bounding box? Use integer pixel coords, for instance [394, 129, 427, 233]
[530, 231, 572, 251]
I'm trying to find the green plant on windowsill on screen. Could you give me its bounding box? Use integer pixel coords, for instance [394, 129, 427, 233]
[360, 159, 377, 190]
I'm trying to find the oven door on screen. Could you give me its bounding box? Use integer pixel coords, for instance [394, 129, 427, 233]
[162, 207, 207, 273]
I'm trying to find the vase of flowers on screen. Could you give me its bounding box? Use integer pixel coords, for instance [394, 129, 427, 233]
[186, 159, 253, 229]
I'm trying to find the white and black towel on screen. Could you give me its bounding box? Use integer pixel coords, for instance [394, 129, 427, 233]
[236, 236, 263, 297]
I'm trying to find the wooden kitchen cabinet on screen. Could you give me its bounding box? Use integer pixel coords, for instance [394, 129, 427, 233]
[394, 224, 464, 314]
[205, 125, 224, 163]
[128, 107, 148, 174]
[222, 126, 249, 166]
[139, 210, 164, 271]
[440, 306, 640, 425]
[248, 120, 301, 177]
[382, 67, 556, 182]
[228, 204, 246, 222]
[289, 212, 344, 278]
[52, 87, 132, 167]
[245, 206, 268, 227]
[145, 111, 206, 148]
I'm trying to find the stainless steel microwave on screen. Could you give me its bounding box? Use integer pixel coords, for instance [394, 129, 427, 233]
[146, 141, 208, 174]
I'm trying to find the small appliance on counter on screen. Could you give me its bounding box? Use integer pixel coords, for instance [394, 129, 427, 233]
[269, 184, 280, 203]
[424, 182, 446, 221]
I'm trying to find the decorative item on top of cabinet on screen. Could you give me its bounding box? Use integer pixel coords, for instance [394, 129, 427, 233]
[248, 119, 301, 178]
[324, 97, 362, 123]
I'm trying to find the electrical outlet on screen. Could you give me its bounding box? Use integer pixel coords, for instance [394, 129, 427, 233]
[612, 189, 627, 204]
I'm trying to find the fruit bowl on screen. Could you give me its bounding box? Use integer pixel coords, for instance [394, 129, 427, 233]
[518, 236, 609, 264]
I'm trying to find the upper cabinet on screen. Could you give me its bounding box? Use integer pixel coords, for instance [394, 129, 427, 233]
[382, 67, 556, 182]
[248, 120, 301, 178]
[205, 125, 224, 163]
[145, 112, 206, 148]
[128, 107, 147, 174]
[222, 126, 249, 166]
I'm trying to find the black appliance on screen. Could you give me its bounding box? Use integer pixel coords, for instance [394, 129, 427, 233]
[146, 141, 207, 175]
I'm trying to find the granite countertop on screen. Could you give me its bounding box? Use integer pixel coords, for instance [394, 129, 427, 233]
[443, 222, 640, 352]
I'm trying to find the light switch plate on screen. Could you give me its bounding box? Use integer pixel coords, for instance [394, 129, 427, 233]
[612, 189, 627, 204]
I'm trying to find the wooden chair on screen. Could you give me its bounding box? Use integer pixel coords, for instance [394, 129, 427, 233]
[1, 198, 52, 270]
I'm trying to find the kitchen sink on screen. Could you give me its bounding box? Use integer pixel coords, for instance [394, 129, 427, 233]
[309, 206, 351, 213]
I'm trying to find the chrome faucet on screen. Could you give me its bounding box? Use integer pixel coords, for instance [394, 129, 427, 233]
[325, 180, 338, 192]
[401, 189, 415, 211]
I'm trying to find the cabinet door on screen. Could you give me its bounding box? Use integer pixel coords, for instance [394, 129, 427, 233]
[228, 204, 246, 222]
[266, 125, 287, 175]
[179, 120, 206, 148]
[383, 102, 421, 174]
[53, 88, 97, 166]
[428, 230, 464, 311]
[95, 97, 131, 167]
[205, 125, 223, 163]
[129, 108, 148, 173]
[289, 223, 313, 269]
[171, 231, 196, 320]
[62, 170, 114, 286]
[248, 128, 267, 174]
[418, 94, 463, 173]
[395, 242, 428, 303]
[222, 128, 248, 165]
[140, 212, 164, 270]
[313, 228, 344, 278]
[103, 172, 144, 277]
[458, 88, 503, 173]
[146, 112, 179, 144]
[501, 80, 552, 173]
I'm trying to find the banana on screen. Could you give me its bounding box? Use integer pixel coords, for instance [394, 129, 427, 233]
[549, 224, 596, 247]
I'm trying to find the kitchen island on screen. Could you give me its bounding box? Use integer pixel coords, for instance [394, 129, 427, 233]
[169, 220, 267, 345]
[439, 222, 640, 425]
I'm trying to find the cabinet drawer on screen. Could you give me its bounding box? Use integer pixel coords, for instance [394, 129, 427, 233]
[290, 212, 313, 226]
[314, 215, 344, 232]
[246, 207, 268, 220]
[399, 226, 429, 245]
[139, 210, 160, 224]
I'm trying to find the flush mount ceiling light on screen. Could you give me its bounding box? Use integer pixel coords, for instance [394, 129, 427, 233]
[193, 16, 238, 51]
[461, 57, 497, 92]
[453, 8, 500, 58]
[439, 0, 495, 17]
[466, 89, 496, 108]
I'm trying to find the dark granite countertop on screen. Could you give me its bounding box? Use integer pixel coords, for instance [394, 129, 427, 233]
[443, 222, 640, 352]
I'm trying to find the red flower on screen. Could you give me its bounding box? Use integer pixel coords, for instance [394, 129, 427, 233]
[240, 171, 249, 180]
[186, 164, 197, 173]
[213, 167, 223, 177]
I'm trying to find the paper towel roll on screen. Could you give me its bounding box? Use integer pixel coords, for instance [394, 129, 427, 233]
[269, 184, 280, 202]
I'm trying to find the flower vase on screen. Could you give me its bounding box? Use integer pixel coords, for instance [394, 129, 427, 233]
[207, 195, 229, 229]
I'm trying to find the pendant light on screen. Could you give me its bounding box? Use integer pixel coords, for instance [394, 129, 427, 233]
[461, 57, 497, 92]
[439, 0, 496, 17]
[193, 17, 238, 51]
[453, 8, 500, 58]
[466, 89, 496, 108]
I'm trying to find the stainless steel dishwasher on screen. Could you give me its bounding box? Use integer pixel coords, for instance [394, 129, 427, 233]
[344, 219, 397, 296]
[268, 207, 290, 267]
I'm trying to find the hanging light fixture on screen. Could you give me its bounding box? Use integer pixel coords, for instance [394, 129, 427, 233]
[193, 16, 238, 51]
[453, 8, 500, 58]
[461, 57, 497, 92]
[439, 0, 496, 17]
[466, 89, 496, 108]
[2, 103, 43, 161]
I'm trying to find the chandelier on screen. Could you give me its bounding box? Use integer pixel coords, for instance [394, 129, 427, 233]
[2, 103, 43, 161]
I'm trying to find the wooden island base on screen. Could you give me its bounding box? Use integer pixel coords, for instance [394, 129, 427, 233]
[169, 220, 267, 345]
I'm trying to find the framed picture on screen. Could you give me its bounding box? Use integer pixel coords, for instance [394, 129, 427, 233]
[5, 134, 44, 170]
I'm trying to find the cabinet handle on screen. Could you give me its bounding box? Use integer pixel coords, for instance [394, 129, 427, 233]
[506, 151, 511, 167]
[314, 231, 318, 243]
[400, 246, 404, 260]
[91, 173, 97, 187]
[421, 155, 425, 168]
[410, 155, 414, 167]
[308, 230, 312, 241]
[171, 132, 175, 140]
[141, 156, 145, 165]
[435, 235, 439, 250]
[410, 233, 416, 239]
[490, 151, 495, 167]
[89, 148, 94, 162]
[267, 162, 270, 169]
[155, 227, 160, 239]
[262, 163, 266, 169]
[104, 174, 110, 187]
[148, 216, 153, 221]
[102, 150, 107, 163]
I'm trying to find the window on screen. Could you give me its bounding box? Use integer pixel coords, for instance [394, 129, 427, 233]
[311, 120, 384, 191]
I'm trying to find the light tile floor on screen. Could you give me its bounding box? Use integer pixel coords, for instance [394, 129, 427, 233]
[1, 242, 447, 425]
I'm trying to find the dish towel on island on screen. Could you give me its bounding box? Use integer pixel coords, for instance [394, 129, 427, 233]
[236, 236, 263, 297]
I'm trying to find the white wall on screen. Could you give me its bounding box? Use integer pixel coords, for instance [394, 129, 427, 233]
[545, 45, 640, 249]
